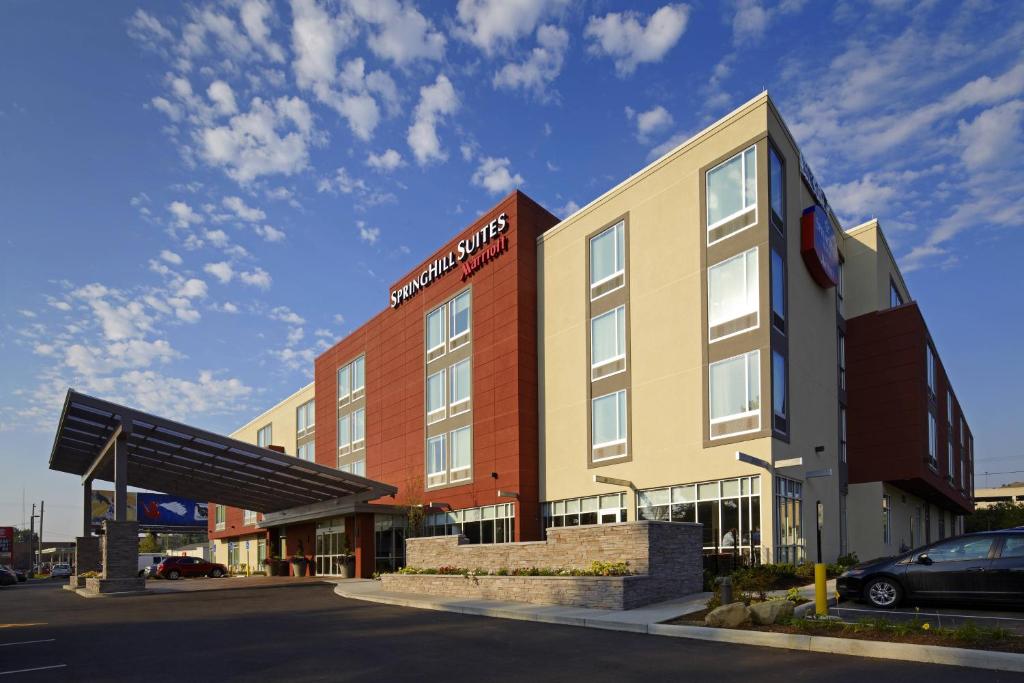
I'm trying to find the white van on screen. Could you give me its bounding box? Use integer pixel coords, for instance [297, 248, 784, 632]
[138, 554, 166, 577]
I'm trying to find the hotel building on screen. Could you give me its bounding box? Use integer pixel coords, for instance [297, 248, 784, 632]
[209, 92, 974, 575]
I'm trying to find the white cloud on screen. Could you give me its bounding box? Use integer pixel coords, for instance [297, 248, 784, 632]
[19, 309, 37, 318]
[493, 24, 569, 100]
[286, 326, 305, 346]
[585, 4, 690, 76]
[255, 224, 286, 242]
[222, 195, 266, 222]
[732, 0, 806, 45]
[556, 199, 580, 216]
[455, 0, 568, 55]
[366, 148, 405, 172]
[218, 301, 239, 314]
[204, 261, 235, 284]
[290, 0, 356, 92]
[168, 201, 202, 228]
[72, 284, 154, 341]
[207, 80, 238, 116]
[176, 278, 208, 299]
[349, 0, 446, 66]
[957, 100, 1024, 171]
[203, 229, 231, 248]
[239, 267, 272, 289]
[151, 96, 183, 122]
[407, 74, 459, 165]
[160, 249, 183, 265]
[49, 300, 72, 312]
[126, 9, 174, 46]
[825, 174, 897, 224]
[200, 96, 314, 183]
[357, 221, 381, 244]
[116, 370, 252, 421]
[626, 104, 674, 142]
[240, 0, 286, 63]
[471, 156, 524, 194]
[270, 305, 305, 325]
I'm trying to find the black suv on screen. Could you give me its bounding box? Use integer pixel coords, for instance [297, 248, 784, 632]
[838, 528, 1024, 608]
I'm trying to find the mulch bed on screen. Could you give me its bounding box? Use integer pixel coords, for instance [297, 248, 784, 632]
[662, 615, 1024, 654]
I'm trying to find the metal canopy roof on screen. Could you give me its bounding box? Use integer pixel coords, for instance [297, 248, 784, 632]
[49, 389, 397, 513]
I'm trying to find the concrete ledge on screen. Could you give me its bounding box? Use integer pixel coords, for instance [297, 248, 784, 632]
[793, 596, 838, 618]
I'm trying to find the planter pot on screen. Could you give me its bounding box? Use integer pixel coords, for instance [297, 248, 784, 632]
[264, 564, 274, 577]
[340, 557, 356, 579]
[290, 558, 308, 577]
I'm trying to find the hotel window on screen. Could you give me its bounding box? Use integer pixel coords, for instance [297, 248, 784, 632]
[708, 247, 758, 342]
[449, 290, 471, 348]
[769, 144, 785, 232]
[352, 408, 365, 450]
[297, 442, 315, 462]
[707, 145, 756, 245]
[426, 434, 447, 488]
[352, 356, 365, 398]
[426, 370, 446, 424]
[771, 248, 785, 332]
[947, 390, 954, 424]
[591, 305, 627, 379]
[837, 332, 846, 391]
[243, 509, 257, 526]
[928, 412, 938, 468]
[775, 476, 804, 563]
[296, 399, 315, 435]
[542, 492, 626, 530]
[257, 424, 272, 448]
[449, 426, 472, 483]
[637, 477, 761, 557]
[890, 279, 904, 308]
[709, 350, 760, 439]
[450, 358, 471, 415]
[339, 459, 365, 476]
[215, 505, 226, 531]
[947, 441, 954, 482]
[589, 220, 625, 299]
[926, 344, 936, 397]
[592, 390, 627, 461]
[337, 365, 351, 404]
[337, 414, 351, 451]
[836, 258, 845, 316]
[882, 495, 891, 545]
[428, 503, 515, 544]
[772, 351, 787, 434]
[840, 406, 848, 463]
[426, 303, 446, 360]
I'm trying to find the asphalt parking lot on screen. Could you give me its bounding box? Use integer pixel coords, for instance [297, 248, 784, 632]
[2, 580, 1023, 682]
[832, 599, 1024, 634]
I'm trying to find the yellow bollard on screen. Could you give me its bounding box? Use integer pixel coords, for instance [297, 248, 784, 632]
[814, 563, 827, 617]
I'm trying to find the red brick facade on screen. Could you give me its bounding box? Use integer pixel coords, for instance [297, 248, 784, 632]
[846, 302, 973, 514]
[313, 191, 558, 542]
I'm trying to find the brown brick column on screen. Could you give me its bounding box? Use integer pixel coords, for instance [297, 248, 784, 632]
[101, 520, 139, 579]
[352, 513, 375, 578]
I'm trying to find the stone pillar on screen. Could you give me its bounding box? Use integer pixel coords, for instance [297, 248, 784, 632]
[82, 519, 146, 594]
[67, 536, 101, 589]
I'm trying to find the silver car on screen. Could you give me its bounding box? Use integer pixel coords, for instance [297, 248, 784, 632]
[50, 563, 72, 578]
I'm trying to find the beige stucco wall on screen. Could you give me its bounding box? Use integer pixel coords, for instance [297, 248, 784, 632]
[538, 93, 849, 562]
[847, 482, 963, 561]
[229, 382, 314, 453]
[842, 220, 911, 318]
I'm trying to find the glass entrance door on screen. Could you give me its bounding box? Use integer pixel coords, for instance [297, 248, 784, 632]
[315, 519, 348, 576]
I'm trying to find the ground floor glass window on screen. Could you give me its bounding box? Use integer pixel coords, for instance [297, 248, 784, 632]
[775, 476, 804, 563]
[315, 518, 348, 576]
[374, 515, 407, 572]
[541, 492, 627, 534]
[637, 477, 761, 560]
[425, 503, 515, 544]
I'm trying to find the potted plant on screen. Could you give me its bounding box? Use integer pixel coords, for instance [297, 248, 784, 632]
[339, 546, 356, 579]
[289, 541, 308, 577]
[262, 556, 276, 577]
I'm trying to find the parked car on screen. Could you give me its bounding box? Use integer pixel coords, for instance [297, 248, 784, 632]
[139, 554, 166, 578]
[1, 565, 27, 581]
[0, 566, 17, 587]
[838, 529, 1024, 608]
[49, 563, 72, 578]
[155, 556, 227, 580]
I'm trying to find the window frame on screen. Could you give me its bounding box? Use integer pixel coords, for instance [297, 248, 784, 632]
[337, 413, 351, 452]
[426, 303, 447, 357]
[882, 495, 891, 545]
[589, 221, 626, 300]
[257, 424, 272, 449]
[769, 143, 785, 233]
[838, 331, 846, 391]
[770, 247, 785, 333]
[426, 434, 447, 488]
[351, 407, 365, 450]
[426, 369, 447, 424]
[928, 412, 938, 468]
[590, 305, 627, 378]
[706, 144, 758, 245]
[772, 350, 787, 435]
[591, 389, 628, 461]
[707, 247, 760, 343]
[337, 365, 351, 404]
[449, 290, 472, 346]
[926, 344, 936, 397]
[708, 349, 761, 436]
[449, 425, 472, 483]
[449, 358, 471, 414]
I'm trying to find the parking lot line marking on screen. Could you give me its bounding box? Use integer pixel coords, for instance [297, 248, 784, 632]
[835, 606, 1024, 621]
[0, 665, 66, 676]
[0, 624, 46, 629]
[0, 639, 56, 647]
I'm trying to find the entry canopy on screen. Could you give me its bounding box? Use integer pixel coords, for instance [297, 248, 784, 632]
[49, 389, 397, 513]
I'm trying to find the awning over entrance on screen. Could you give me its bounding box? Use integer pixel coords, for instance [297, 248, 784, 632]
[49, 389, 397, 520]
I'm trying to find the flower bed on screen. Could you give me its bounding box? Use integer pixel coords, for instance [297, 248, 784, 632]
[395, 561, 633, 577]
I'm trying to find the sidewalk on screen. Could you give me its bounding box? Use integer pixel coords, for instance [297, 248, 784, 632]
[333, 579, 711, 631]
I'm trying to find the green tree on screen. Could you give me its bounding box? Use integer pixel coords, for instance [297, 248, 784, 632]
[138, 532, 162, 553]
[965, 503, 1024, 533]
[14, 528, 38, 544]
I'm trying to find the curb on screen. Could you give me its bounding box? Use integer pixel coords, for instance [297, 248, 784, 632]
[334, 584, 1024, 673]
[793, 596, 838, 619]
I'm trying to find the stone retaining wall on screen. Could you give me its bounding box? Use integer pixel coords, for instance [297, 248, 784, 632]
[392, 521, 702, 609]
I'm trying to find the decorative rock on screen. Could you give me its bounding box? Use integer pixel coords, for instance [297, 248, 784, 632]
[750, 599, 795, 625]
[705, 601, 752, 628]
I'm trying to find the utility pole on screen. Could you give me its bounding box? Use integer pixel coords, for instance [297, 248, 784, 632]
[38, 501, 45, 569]
[29, 503, 37, 570]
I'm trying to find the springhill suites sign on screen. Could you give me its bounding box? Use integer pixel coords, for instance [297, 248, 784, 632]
[390, 212, 510, 309]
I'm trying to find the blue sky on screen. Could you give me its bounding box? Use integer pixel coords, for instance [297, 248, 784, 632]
[1, 0, 1022, 539]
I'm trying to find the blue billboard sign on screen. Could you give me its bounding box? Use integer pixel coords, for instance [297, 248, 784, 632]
[92, 491, 208, 529]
